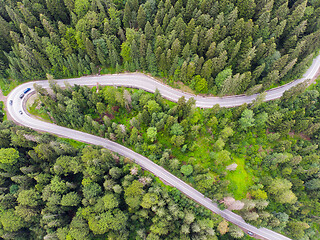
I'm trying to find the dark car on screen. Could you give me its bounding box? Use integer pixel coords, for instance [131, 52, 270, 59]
[9, 100, 13, 105]
[247, 231, 254, 236]
[23, 88, 31, 94]
[19, 110, 23, 115]
[19, 93, 25, 99]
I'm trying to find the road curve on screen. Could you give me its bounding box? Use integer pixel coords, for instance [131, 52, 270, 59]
[7, 54, 320, 240]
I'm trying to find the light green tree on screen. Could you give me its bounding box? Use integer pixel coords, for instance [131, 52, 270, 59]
[146, 100, 161, 114]
[215, 68, 232, 89]
[229, 225, 244, 238]
[120, 41, 131, 63]
[141, 193, 159, 209]
[220, 127, 234, 140]
[0, 210, 24, 232]
[125, 180, 144, 209]
[147, 127, 157, 142]
[180, 165, 193, 176]
[192, 75, 208, 93]
[17, 189, 41, 207]
[170, 123, 184, 135]
[213, 138, 225, 151]
[102, 193, 119, 209]
[0, 148, 19, 171]
[239, 109, 255, 130]
[61, 192, 81, 206]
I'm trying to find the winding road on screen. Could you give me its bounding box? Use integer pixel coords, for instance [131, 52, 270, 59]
[6, 53, 320, 240]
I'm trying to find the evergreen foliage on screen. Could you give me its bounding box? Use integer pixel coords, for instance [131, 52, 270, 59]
[0, 121, 219, 239]
[0, 0, 319, 95]
[33, 79, 320, 239]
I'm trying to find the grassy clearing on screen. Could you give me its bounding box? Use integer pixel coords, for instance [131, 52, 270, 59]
[27, 97, 52, 123]
[174, 81, 196, 95]
[113, 107, 136, 127]
[225, 156, 253, 200]
[187, 138, 212, 167]
[57, 137, 87, 148]
[100, 67, 117, 74]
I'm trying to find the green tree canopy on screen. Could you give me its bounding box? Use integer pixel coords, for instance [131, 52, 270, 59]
[17, 189, 41, 207]
[180, 165, 193, 176]
[0, 148, 19, 171]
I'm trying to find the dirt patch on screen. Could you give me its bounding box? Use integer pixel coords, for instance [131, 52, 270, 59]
[174, 81, 196, 94]
[246, 192, 252, 199]
[312, 67, 320, 82]
[0, 89, 7, 102]
[288, 131, 311, 140]
[299, 132, 311, 140]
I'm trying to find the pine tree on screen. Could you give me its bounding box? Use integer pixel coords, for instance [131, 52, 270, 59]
[144, 21, 154, 41]
[272, 20, 287, 39]
[108, 7, 121, 35]
[5, 6, 24, 29]
[286, 0, 307, 32]
[184, 18, 195, 43]
[17, 2, 39, 28]
[280, 58, 297, 78]
[191, 33, 198, 54]
[0, 15, 11, 44]
[40, 14, 56, 34]
[63, 0, 75, 12]
[182, 43, 191, 59]
[137, 5, 146, 30]
[226, 7, 238, 29]
[185, 0, 197, 22]
[85, 38, 97, 64]
[211, 50, 228, 77]
[200, 59, 212, 81]
[146, 44, 157, 74]
[171, 38, 181, 58]
[237, 0, 256, 20]
[206, 42, 216, 59]
[263, 70, 279, 88]
[32, 49, 51, 72]
[252, 63, 265, 82]
[46, 0, 70, 23]
[122, 2, 131, 28]
[272, 54, 288, 72]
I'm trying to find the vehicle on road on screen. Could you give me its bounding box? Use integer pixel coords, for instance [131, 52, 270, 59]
[9, 100, 13, 105]
[247, 231, 254, 236]
[19, 93, 24, 99]
[23, 88, 31, 94]
[19, 110, 23, 115]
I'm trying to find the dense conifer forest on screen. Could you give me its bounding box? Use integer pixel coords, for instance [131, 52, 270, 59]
[1, 0, 320, 239]
[0, 0, 320, 94]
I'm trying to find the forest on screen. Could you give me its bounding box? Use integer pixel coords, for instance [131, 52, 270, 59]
[1, 0, 320, 239]
[31, 78, 320, 240]
[0, 0, 320, 95]
[0, 121, 234, 240]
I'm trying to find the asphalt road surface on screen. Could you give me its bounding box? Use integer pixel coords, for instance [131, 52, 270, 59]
[7, 53, 320, 240]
